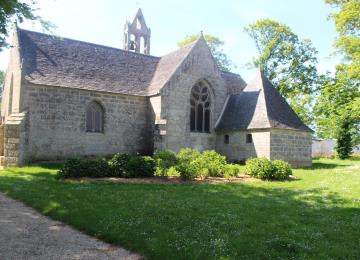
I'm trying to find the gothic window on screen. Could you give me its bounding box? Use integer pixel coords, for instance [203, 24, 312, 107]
[190, 81, 211, 132]
[86, 101, 104, 133]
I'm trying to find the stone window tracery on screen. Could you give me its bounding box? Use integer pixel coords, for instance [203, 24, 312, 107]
[190, 81, 211, 132]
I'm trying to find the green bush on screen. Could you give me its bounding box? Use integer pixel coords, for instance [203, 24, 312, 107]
[176, 148, 202, 180]
[58, 157, 110, 179]
[166, 166, 180, 176]
[272, 160, 292, 180]
[108, 153, 131, 177]
[198, 150, 227, 177]
[153, 149, 178, 176]
[110, 153, 155, 178]
[245, 157, 274, 179]
[176, 149, 227, 180]
[224, 164, 242, 178]
[58, 154, 155, 179]
[245, 157, 292, 180]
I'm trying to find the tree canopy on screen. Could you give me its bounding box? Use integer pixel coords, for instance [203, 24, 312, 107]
[0, 0, 54, 50]
[244, 19, 319, 125]
[314, 0, 360, 152]
[178, 34, 234, 72]
[325, 0, 360, 80]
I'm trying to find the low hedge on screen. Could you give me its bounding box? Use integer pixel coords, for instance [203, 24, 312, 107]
[58, 150, 291, 181]
[58, 153, 155, 179]
[57, 157, 111, 178]
[245, 157, 292, 180]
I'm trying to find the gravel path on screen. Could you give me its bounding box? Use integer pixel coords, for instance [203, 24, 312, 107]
[0, 193, 141, 260]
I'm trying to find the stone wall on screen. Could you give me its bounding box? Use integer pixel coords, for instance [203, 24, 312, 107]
[24, 84, 152, 161]
[270, 129, 312, 166]
[1, 28, 24, 121]
[157, 38, 236, 152]
[216, 130, 270, 162]
[216, 129, 312, 166]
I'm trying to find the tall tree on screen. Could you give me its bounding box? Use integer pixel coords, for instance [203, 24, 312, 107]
[244, 19, 319, 125]
[178, 34, 234, 72]
[315, 0, 360, 155]
[0, 0, 54, 50]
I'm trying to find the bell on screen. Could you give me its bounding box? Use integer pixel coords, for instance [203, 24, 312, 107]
[129, 41, 136, 50]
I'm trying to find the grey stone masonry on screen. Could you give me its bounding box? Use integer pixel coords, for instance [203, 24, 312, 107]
[25, 84, 152, 161]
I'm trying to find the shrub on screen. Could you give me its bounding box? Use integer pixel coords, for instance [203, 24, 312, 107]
[176, 148, 202, 180]
[198, 150, 227, 177]
[58, 157, 110, 179]
[108, 153, 155, 178]
[176, 149, 227, 180]
[108, 153, 131, 177]
[245, 157, 292, 180]
[224, 164, 242, 178]
[245, 157, 275, 180]
[272, 160, 292, 180]
[153, 149, 178, 176]
[166, 166, 180, 176]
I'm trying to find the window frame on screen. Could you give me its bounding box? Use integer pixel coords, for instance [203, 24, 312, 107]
[246, 133, 253, 144]
[224, 134, 230, 144]
[190, 81, 212, 133]
[86, 101, 105, 133]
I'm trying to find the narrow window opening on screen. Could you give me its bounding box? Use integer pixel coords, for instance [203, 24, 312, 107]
[197, 104, 203, 132]
[246, 134, 253, 144]
[8, 75, 13, 115]
[224, 134, 229, 144]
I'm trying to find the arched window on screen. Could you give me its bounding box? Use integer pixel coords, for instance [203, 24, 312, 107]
[86, 101, 104, 133]
[190, 81, 211, 132]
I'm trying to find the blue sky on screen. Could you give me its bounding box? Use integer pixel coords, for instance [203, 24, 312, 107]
[0, 0, 339, 81]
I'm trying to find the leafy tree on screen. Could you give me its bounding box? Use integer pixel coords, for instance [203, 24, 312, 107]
[335, 115, 353, 159]
[315, 0, 360, 147]
[244, 19, 319, 125]
[178, 34, 234, 72]
[325, 0, 360, 80]
[0, 0, 55, 50]
[314, 73, 359, 139]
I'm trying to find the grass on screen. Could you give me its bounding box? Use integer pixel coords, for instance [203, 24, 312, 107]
[0, 159, 359, 259]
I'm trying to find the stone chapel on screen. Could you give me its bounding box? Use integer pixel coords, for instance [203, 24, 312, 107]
[0, 8, 312, 167]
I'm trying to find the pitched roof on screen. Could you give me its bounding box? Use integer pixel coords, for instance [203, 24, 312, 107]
[16, 28, 246, 96]
[18, 29, 160, 96]
[147, 40, 197, 95]
[220, 71, 246, 94]
[216, 69, 313, 132]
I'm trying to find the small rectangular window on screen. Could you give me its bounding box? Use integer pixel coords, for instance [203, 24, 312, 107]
[224, 134, 229, 144]
[246, 133, 253, 144]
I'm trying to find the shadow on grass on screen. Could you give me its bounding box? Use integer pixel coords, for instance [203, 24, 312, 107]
[0, 166, 359, 259]
[300, 162, 350, 170]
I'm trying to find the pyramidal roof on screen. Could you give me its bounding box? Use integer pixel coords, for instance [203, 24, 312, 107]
[216, 69, 313, 132]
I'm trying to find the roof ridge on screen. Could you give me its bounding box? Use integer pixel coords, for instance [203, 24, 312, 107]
[18, 28, 160, 60]
[256, 70, 272, 128]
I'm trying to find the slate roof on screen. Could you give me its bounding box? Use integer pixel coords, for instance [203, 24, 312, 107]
[216, 69, 313, 132]
[17, 28, 245, 96]
[18, 29, 160, 96]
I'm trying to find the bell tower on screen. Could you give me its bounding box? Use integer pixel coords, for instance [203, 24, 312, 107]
[123, 8, 151, 55]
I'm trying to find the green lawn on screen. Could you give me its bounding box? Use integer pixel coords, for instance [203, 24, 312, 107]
[0, 159, 359, 259]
